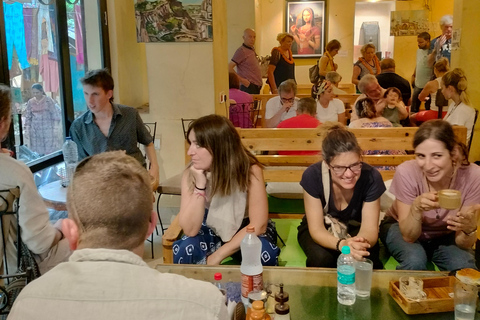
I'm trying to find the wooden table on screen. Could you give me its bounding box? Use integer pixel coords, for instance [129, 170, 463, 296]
[155, 265, 480, 319]
[38, 180, 67, 211]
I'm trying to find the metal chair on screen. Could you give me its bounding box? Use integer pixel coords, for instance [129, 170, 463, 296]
[0, 188, 39, 315]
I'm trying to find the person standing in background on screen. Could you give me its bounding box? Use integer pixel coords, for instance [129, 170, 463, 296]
[318, 40, 341, 79]
[24, 83, 61, 156]
[229, 29, 263, 94]
[352, 43, 381, 88]
[429, 15, 453, 67]
[411, 32, 433, 113]
[267, 33, 295, 94]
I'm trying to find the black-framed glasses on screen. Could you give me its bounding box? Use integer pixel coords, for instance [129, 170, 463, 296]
[280, 97, 295, 104]
[329, 162, 362, 176]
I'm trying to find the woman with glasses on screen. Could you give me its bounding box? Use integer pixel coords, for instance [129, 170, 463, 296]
[0, 84, 71, 275]
[380, 120, 480, 271]
[173, 115, 280, 265]
[312, 80, 346, 125]
[297, 123, 385, 268]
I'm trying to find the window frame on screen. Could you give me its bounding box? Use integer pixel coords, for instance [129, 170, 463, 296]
[0, 0, 111, 173]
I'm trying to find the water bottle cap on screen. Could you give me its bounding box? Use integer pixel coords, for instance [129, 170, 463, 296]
[214, 272, 222, 281]
[66, 137, 72, 140]
[341, 246, 350, 254]
[246, 226, 255, 233]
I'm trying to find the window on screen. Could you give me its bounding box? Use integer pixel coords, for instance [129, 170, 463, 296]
[0, 0, 110, 172]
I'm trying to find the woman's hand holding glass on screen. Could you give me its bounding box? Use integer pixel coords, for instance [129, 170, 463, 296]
[412, 192, 439, 214]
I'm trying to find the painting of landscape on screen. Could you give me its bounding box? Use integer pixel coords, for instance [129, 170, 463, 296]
[134, 0, 213, 42]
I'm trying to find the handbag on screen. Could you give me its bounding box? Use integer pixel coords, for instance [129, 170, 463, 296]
[309, 60, 320, 84]
[321, 161, 351, 239]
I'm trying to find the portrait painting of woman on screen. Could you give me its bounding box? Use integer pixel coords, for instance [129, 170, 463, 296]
[286, 1, 325, 58]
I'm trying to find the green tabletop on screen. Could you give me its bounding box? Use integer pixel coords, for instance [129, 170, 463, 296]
[155, 265, 480, 319]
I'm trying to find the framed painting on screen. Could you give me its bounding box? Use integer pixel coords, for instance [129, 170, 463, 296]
[134, 0, 213, 43]
[285, 0, 325, 58]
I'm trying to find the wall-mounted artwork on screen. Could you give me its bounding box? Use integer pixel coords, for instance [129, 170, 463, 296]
[134, 0, 212, 43]
[390, 10, 428, 37]
[285, 0, 325, 58]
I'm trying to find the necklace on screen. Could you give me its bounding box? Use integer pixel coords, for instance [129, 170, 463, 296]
[275, 47, 294, 64]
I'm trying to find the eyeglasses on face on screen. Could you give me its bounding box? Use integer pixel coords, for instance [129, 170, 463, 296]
[280, 97, 295, 104]
[329, 161, 362, 176]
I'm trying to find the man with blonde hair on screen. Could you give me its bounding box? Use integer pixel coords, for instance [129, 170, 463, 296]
[9, 151, 228, 320]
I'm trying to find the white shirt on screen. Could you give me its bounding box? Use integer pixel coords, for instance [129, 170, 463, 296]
[316, 98, 345, 123]
[444, 101, 475, 143]
[265, 96, 298, 122]
[9, 248, 229, 320]
[0, 153, 71, 275]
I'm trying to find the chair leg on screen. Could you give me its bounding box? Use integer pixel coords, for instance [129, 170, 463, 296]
[156, 193, 166, 236]
[150, 233, 154, 259]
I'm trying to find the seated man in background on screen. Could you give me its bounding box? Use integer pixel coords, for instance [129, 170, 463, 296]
[277, 97, 320, 155]
[376, 58, 411, 106]
[265, 79, 299, 127]
[352, 74, 386, 122]
[70, 69, 159, 183]
[9, 151, 228, 320]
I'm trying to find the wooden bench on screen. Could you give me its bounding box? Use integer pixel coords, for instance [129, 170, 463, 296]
[251, 94, 360, 127]
[161, 126, 468, 263]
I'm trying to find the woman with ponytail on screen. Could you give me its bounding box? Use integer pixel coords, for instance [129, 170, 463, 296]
[441, 68, 476, 143]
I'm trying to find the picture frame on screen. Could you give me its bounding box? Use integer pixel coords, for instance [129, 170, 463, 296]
[134, 0, 213, 43]
[285, 0, 326, 58]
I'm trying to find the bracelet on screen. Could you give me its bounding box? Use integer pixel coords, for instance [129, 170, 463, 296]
[193, 189, 207, 199]
[463, 228, 477, 237]
[194, 184, 206, 191]
[336, 238, 345, 252]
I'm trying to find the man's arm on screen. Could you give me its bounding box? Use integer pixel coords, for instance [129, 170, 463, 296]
[145, 142, 159, 185]
[228, 61, 250, 88]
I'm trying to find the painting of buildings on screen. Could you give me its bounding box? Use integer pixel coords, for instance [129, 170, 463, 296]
[134, 0, 213, 42]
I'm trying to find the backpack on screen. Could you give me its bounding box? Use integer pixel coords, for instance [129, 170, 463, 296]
[309, 60, 320, 84]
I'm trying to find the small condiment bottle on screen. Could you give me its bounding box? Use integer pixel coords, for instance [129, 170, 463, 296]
[248, 300, 271, 320]
[274, 284, 290, 320]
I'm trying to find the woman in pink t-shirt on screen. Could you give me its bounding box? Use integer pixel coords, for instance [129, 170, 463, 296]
[380, 120, 480, 271]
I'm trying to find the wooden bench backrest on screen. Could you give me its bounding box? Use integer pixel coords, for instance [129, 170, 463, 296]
[252, 94, 360, 127]
[238, 126, 468, 182]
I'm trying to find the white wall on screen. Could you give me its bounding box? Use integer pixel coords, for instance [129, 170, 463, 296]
[227, 0, 255, 60]
[353, 1, 395, 62]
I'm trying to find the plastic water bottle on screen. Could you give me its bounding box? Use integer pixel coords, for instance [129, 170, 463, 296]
[337, 246, 356, 305]
[240, 226, 263, 307]
[62, 137, 78, 187]
[213, 272, 227, 304]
